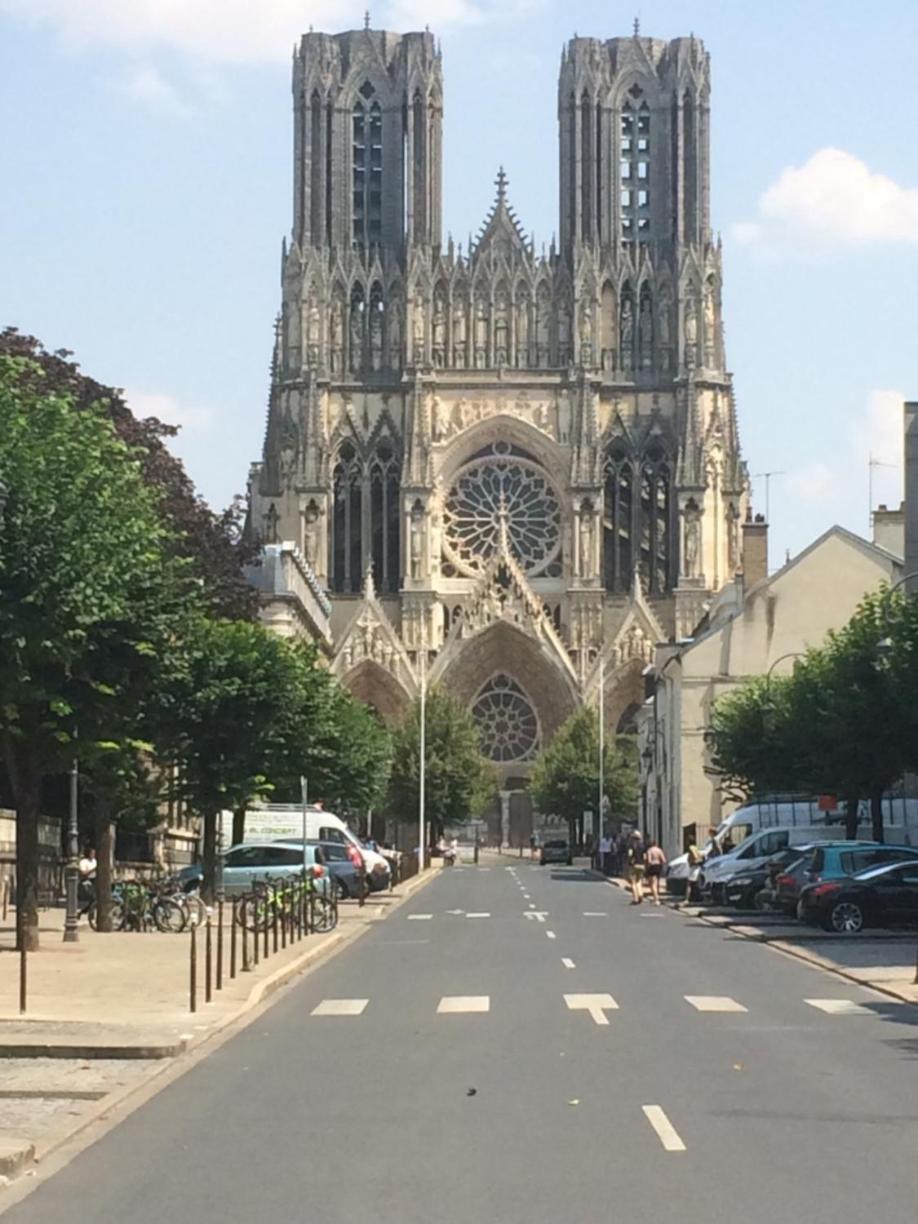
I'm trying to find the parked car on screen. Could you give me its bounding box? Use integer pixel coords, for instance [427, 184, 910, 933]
[719, 845, 823, 909]
[275, 836, 389, 893]
[540, 839, 572, 866]
[314, 840, 362, 899]
[799, 859, 918, 932]
[775, 842, 918, 916]
[220, 842, 329, 898]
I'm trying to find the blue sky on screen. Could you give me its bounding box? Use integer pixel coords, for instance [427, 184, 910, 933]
[2, 0, 917, 569]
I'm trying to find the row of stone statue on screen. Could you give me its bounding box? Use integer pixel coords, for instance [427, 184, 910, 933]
[291, 280, 720, 374]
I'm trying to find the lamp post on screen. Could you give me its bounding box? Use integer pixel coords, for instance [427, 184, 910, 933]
[597, 651, 604, 867]
[418, 646, 426, 873]
[62, 731, 80, 943]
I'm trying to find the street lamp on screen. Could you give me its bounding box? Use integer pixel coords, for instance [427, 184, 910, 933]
[418, 646, 426, 873]
[765, 652, 806, 684]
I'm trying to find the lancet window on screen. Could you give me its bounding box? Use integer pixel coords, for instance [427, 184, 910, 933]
[603, 442, 673, 595]
[620, 87, 651, 244]
[352, 83, 382, 249]
[331, 440, 402, 594]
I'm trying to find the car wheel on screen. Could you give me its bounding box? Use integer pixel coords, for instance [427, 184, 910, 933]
[335, 878, 349, 900]
[795, 898, 806, 921]
[825, 900, 864, 934]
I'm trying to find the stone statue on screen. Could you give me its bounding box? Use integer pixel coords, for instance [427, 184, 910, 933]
[704, 285, 716, 364]
[413, 308, 425, 363]
[410, 502, 425, 580]
[387, 304, 401, 368]
[302, 502, 320, 568]
[684, 296, 697, 364]
[516, 299, 529, 365]
[726, 502, 740, 572]
[349, 303, 363, 372]
[683, 502, 701, 578]
[307, 303, 321, 366]
[433, 299, 446, 365]
[579, 503, 594, 576]
[369, 307, 383, 370]
[474, 297, 488, 366]
[453, 298, 467, 367]
[430, 395, 443, 443]
[639, 294, 653, 368]
[330, 301, 343, 373]
[620, 297, 634, 370]
[579, 302, 592, 363]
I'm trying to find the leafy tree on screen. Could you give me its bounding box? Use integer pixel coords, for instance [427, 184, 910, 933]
[706, 674, 806, 802]
[529, 706, 638, 844]
[309, 684, 392, 818]
[387, 687, 494, 843]
[0, 329, 256, 621]
[155, 617, 306, 901]
[0, 356, 189, 947]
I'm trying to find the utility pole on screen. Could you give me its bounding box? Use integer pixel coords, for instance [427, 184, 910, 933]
[598, 651, 605, 866]
[418, 646, 426, 873]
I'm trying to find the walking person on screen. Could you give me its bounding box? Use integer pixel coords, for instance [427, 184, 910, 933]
[645, 839, 666, 905]
[626, 830, 646, 905]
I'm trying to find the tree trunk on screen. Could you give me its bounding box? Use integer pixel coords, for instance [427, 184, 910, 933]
[202, 810, 217, 904]
[93, 801, 115, 933]
[232, 806, 246, 847]
[844, 796, 859, 841]
[870, 790, 885, 843]
[6, 741, 42, 952]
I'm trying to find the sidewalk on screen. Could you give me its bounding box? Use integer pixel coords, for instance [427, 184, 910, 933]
[0, 872, 437, 1178]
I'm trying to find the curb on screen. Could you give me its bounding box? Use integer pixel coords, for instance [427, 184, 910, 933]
[0, 1040, 184, 1061]
[0, 1141, 34, 1182]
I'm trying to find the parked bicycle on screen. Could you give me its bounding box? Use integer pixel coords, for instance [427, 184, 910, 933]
[238, 872, 337, 935]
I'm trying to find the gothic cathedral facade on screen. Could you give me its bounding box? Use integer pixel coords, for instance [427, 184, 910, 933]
[248, 24, 748, 832]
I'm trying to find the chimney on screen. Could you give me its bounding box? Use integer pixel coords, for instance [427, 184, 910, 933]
[905, 402, 918, 592]
[872, 502, 904, 558]
[741, 512, 768, 588]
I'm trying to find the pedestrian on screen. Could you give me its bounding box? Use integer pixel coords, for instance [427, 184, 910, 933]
[645, 839, 666, 905]
[78, 846, 97, 909]
[598, 832, 612, 875]
[626, 830, 646, 904]
[684, 840, 703, 904]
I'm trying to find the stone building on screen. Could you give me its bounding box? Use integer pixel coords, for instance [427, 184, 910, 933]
[247, 22, 749, 842]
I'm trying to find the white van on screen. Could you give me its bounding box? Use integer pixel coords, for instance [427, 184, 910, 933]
[235, 805, 391, 884]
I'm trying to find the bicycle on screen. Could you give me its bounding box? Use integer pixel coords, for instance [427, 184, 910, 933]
[239, 872, 337, 935]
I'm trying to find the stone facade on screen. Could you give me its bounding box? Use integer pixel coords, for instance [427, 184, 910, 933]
[247, 23, 749, 827]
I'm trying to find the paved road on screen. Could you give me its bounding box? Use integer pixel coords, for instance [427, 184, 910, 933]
[6, 862, 918, 1223]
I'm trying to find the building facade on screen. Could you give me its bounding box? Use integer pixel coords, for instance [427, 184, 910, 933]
[248, 23, 748, 841]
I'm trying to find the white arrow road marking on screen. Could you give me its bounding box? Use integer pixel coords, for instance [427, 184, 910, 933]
[407, 914, 432, 921]
[524, 911, 549, 923]
[685, 996, 748, 1013]
[805, 998, 873, 1016]
[561, 957, 576, 969]
[564, 993, 618, 1025]
[437, 996, 490, 1014]
[546, 930, 557, 939]
[466, 912, 491, 919]
[312, 999, 368, 1017]
[642, 1105, 686, 1151]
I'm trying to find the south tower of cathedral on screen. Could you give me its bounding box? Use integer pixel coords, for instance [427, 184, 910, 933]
[249, 23, 748, 837]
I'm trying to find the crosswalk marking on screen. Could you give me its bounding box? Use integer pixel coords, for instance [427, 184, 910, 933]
[564, 993, 618, 1025]
[805, 998, 872, 1016]
[685, 995, 748, 1013]
[407, 914, 432, 921]
[311, 999, 368, 1017]
[643, 1105, 686, 1152]
[437, 996, 490, 1014]
[466, 912, 491, 918]
[561, 957, 576, 969]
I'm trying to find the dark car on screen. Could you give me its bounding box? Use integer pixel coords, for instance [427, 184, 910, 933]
[799, 859, 918, 932]
[720, 845, 821, 910]
[315, 840, 363, 898]
[776, 842, 918, 916]
[540, 839, 572, 866]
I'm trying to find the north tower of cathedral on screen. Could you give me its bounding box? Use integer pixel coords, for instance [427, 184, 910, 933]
[249, 23, 748, 839]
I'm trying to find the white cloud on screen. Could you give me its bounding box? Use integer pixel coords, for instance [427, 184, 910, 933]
[785, 461, 835, 506]
[849, 388, 905, 471]
[120, 65, 191, 118]
[126, 389, 215, 434]
[0, 0, 510, 63]
[733, 148, 918, 250]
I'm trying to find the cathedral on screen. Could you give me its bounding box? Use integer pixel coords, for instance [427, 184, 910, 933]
[248, 22, 749, 840]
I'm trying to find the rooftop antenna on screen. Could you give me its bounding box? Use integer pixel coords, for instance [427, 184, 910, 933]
[633, 16, 640, 37]
[868, 452, 898, 535]
[364, 10, 370, 31]
[751, 470, 784, 524]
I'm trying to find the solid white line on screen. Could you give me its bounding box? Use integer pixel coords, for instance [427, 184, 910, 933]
[311, 998, 368, 1017]
[561, 957, 575, 968]
[437, 995, 490, 1014]
[407, 914, 433, 921]
[684, 995, 748, 1013]
[642, 1105, 686, 1152]
[805, 998, 872, 1016]
[546, 930, 557, 939]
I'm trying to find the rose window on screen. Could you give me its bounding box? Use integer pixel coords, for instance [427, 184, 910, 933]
[442, 443, 562, 576]
[471, 674, 540, 763]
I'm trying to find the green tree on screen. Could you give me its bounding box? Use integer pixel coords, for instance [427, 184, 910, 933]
[0, 356, 189, 947]
[706, 674, 806, 802]
[529, 707, 638, 844]
[388, 687, 494, 843]
[157, 618, 306, 900]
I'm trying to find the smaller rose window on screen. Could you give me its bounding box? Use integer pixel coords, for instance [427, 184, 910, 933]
[471, 674, 540, 763]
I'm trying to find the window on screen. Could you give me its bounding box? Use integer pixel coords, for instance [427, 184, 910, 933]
[639, 446, 672, 594]
[331, 440, 402, 594]
[620, 96, 651, 242]
[471, 674, 541, 763]
[603, 447, 633, 592]
[352, 88, 382, 248]
[319, 827, 346, 843]
[224, 847, 262, 869]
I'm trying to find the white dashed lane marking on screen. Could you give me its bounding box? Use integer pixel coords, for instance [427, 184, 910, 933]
[805, 998, 873, 1016]
[582, 912, 608, 917]
[407, 914, 432, 921]
[561, 957, 576, 969]
[437, 996, 490, 1014]
[466, 912, 491, 919]
[564, 993, 618, 1025]
[546, 930, 557, 939]
[311, 999, 368, 1017]
[643, 1105, 686, 1152]
[685, 996, 748, 1013]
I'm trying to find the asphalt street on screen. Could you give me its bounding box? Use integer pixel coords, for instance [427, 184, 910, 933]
[6, 862, 918, 1224]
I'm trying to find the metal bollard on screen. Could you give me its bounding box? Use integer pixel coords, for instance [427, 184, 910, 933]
[273, 886, 280, 955]
[281, 887, 288, 950]
[263, 894, 269, 961]
[19, 939, 27, 1015]
[252, 899, 260, 967]
[205, 916, 213, 1005]
[230, 898, 237, 980]
[216, 900, 224, 991]
[241, 901, 250, 972]
[189, 922, 197, 1014]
